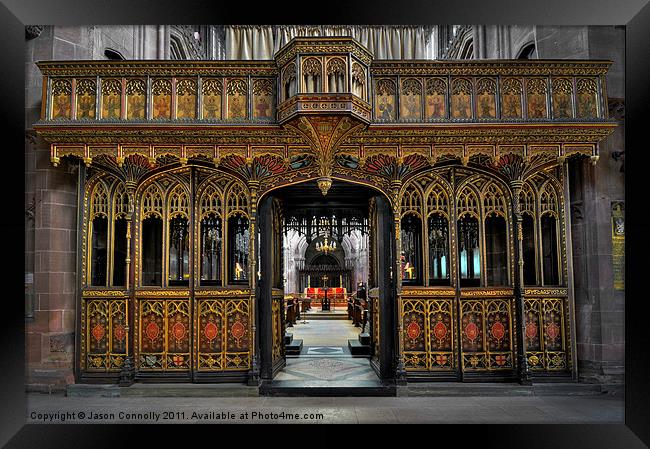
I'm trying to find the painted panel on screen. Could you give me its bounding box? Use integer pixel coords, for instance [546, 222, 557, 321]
[101, 78, 122, 120]
[51, 79, 72, 120]
[252, 78, 275, 120]
[500, 78, 523, 119]
[400, 78, 422, 121]
[201, 78, 223, 120]
[551, 78, 574, 119]
[576, 78, 599, 118]
[374, 78, 396, 121]
[526, 78, 548, 119]
[226, 78, 248, 120]
[126, 79, 146, 120]
[451, 78, 472, 119]
[152, 78, 172, 120]
[475, 78, 497, 119]
[175, 78, 197, 120]
[84, 298, 127, 372]
[425, 78, 447, 119]
[75, 78, 96, 119]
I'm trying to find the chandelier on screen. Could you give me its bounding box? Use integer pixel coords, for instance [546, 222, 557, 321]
[316, 234, 337, 254]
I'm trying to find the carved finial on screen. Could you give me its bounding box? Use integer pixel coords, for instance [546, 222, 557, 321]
[590, 155, 600, 166]
[317, 177, 332, 196]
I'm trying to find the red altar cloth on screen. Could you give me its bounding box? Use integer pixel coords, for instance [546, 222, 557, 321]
[305, 287, 347, 299]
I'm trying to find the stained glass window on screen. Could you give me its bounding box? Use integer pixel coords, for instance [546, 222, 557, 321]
[228, 214, 249, 283]
[168, 216, 189, 286]
[458, 216, 480, 286]
[428, 213, 449, 285]
[201, 214, 222, 285]
[401, 214, 422, 285]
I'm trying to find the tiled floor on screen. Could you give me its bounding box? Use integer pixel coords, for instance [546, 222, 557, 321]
[275, 357, 376, 382]
[288, 317, 362, 347]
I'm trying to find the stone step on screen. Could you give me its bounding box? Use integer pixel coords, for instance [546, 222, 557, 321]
[64, 381, 621, 398]
[285, 338, 303, 355]
[348, 339, 371, 356]
[302, 313, 349, 320]
[260, 380, 396, 397]
[67, 383, 259, 397]
[398, 382, 614, 397]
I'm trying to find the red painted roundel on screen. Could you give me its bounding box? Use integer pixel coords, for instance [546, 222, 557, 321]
[525, 322, 538, 339]
[145, 321, 160, 341]
[406, 321, 421, 340]
[204, 322, 218, 342]
[546, 322, 560, 340]
[231, 320, 246, 340]
[113, 324, 126, 342]
[491, 321, 505, 341]
[92, 324, 105, 342]
[171, 322, 186, 341]
[465, 322, 479, 342]
[433, 321, 447, 340]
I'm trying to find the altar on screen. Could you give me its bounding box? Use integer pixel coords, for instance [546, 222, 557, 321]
[304, 287, 348, 308]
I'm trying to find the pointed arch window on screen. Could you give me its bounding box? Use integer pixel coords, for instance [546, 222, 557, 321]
[428, 212, 450, 285]
[168, 185, 190, 286]
[522, 213, 537, 285]
[90, 182, 109, 286]
[457, 215, 480, 286]
[200, 185, 223, 286]
[401, 214, 422, 285]
[540, 183, 560, 285]
[485, 214, 509, 286]
[141, 184, 163, 286]
[112, 183, 129, 287]
[168, 216, 190, 286]
[201, 213, 222, 285]
[228, 213, 249, 284]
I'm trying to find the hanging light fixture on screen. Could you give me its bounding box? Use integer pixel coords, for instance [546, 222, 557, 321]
[316, 232, 337, 254]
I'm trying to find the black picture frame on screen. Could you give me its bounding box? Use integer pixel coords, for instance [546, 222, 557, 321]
[3, 0, 649, 446]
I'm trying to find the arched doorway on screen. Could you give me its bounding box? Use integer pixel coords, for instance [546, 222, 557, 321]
[256, 179, 398, 390]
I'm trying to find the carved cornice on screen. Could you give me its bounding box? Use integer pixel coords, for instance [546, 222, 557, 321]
[82, 290, 129, 298]
[460, 289, 514, 297]
[135, 290, 190, 297]
[194, 289, 252, 297]
[347, 123, 616, 145]
[401, 288, 456, 296]
[36, 60, 278, 77]
[524, 288, 568, 297]
[370, 60, 612, 76]
[35, 122, 615, 146]
[275, 37, 374, 67]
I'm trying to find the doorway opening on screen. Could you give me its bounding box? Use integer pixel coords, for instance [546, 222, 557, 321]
[257, 179, 397, 390]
